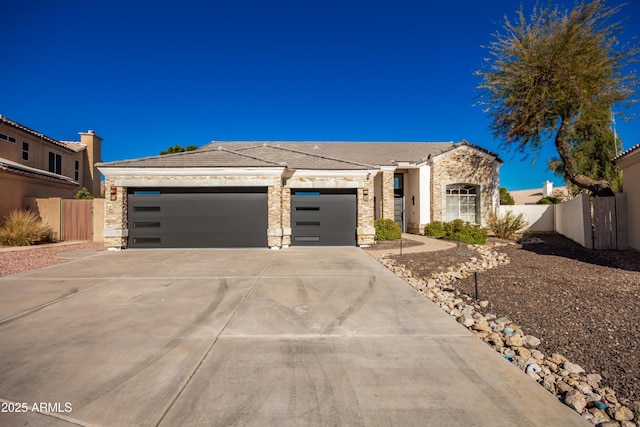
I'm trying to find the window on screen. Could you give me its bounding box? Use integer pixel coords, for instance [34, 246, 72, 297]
[445, 184, 478, 223]
[22, 142, 29, 161]
[74, 160, 79, 180]
[48, 152, 62, 175]
[0, 133, 16, 143]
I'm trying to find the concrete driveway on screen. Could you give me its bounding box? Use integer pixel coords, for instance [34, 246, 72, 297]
[0, 247, 587, 426]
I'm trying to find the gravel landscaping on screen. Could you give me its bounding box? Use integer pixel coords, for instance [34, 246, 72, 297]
[369, 232, 640, 425]
[0, 242, 105, 277]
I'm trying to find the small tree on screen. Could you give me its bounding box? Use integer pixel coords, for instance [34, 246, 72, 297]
[74, 187, 94, 200]
[476, 0, 638, 196]
[499, 187, 515, 205]
[159, 145, 199, 155]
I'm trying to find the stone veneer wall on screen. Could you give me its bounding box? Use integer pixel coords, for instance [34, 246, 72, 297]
[381, 170, 395, 220]
[430, 146, 499, 226]
[103, 178, 128, 248]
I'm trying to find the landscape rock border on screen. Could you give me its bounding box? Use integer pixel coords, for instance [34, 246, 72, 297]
[375, 242, 639, 426]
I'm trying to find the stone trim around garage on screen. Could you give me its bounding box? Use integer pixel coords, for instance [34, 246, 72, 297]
[103, 173, 377, 249]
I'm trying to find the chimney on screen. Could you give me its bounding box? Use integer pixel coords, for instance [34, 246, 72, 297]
[542, 180, 553, 197]
[79, 130, 103, 196]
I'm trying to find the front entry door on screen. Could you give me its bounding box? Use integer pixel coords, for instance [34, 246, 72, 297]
[394, 173, 404, 232]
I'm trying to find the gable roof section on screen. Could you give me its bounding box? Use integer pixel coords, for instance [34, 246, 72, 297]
[0, 115, 85, 153]
[0, 156, 78, 186]
[613, 143, 640, 167]
[233, 144, 373, 170]
[98, 141, 502, 171]
[97, 146, 282, 168]
[206, 141, 459, 166]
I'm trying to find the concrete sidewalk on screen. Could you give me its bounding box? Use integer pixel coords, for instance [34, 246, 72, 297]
[366, 233, 457, 256]
[0, 247, 587, 426]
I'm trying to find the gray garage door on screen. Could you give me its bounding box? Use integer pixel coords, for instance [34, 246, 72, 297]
[128, 187, 268, 248]
[291, 189, 357, 246]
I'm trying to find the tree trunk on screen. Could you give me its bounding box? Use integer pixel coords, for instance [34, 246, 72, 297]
[554, 114, 615, 197]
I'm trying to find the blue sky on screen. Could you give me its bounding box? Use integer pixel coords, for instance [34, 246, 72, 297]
[2, 0, 639, 190]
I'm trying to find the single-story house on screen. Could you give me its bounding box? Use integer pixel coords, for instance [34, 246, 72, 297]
[509, 181, 569, 205]
[613, 143, 640, 251]
[96, 141, 502, 249]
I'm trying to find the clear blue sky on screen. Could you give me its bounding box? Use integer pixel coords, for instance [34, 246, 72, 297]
[2, 0, 639, 190]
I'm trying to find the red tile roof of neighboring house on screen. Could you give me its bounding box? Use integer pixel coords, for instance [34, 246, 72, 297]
[613, 143, 640, 163]
[0, 115, 86, 153]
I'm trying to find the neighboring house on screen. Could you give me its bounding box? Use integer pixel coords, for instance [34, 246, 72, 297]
[509, 181, 569, 205]
[613, 143, 640, 251]
[97, 141, 502, 249]
[0, 115, 103, 219]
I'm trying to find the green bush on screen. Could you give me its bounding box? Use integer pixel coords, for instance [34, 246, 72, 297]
[488, 211, 528, 240]
[0, 210, 56, 246]
[73, 187, 94, 200]
[424, 221, 445, 237]
[425, 219, 487, 245]
[374, 218, 402, 241]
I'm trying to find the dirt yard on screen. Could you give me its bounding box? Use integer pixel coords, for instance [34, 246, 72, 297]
[388, 232, 640, 403]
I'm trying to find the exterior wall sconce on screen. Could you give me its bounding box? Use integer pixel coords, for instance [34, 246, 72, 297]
[110, 187, 117, 201]
[363, 188, 369, 201]
[412, 195, 415, 205]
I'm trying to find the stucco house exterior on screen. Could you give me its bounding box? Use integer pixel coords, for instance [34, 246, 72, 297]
[614, 143, 640, 251]
[0, 115, 103, 219]
[97, 141, 502, 249]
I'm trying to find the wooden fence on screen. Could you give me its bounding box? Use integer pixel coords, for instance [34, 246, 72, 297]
[24, 197, 104, 242]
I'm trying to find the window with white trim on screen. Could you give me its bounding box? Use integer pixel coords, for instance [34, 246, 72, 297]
[445, 184, 478, 223]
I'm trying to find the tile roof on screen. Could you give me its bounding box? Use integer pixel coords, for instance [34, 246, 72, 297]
[0, 115, 84, 153]
[96, 146, 283, 168]
[206, 141, 459, 166]
[98, 141, 502, 170]
[613, 143, 640, 163]
[0, 157, 78, 185]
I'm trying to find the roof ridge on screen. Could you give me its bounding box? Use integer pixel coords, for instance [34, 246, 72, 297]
[253, 143, 377, 168]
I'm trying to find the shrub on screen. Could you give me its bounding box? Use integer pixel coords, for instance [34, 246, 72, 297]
[0, 210, 56, 246]
[488, 211, 528, 240]
[74, 187, 94, 200]
[425, 219, 487, 245]
[424, 221, 445, 237]
[374, 218, 402, 241]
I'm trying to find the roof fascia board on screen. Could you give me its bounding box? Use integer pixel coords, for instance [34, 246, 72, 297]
[98, 167, 286, 178]
[290, 169, 375, 178]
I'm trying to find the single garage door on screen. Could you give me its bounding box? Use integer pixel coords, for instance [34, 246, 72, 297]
[128, 187, 268, 248]
[291, 189, 357, 246]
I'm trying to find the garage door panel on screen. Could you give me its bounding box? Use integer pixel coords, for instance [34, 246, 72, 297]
[128, 188, 267, 248]
[291, 190, 356, 246]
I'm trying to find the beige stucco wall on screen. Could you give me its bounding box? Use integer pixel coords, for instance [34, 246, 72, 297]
[0, 171, 76, 220]
[429, 146, 500, 226]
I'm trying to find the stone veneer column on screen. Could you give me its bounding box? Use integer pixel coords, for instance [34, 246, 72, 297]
[357, 177, 376, 246]
[103, 179, 128, 248]
[281, 187, 291, 247]
[381, 170, 395, 220]
[267, 181, 283, 248]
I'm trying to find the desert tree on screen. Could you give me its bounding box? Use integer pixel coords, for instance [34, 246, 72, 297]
[547, 105, 623, 195]
[476, 0, 638, 196]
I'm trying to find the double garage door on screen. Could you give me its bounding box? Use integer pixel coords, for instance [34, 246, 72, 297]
[128, 187, 357, 248]
[128, 187, 268, 248]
